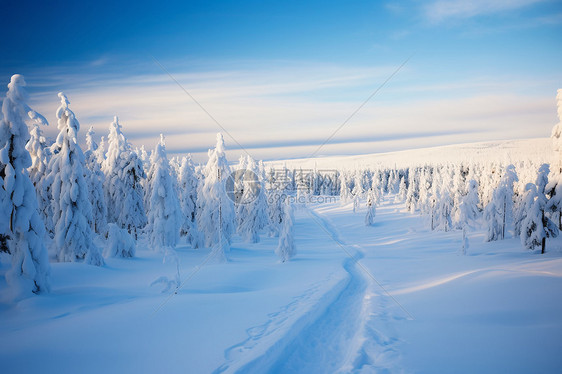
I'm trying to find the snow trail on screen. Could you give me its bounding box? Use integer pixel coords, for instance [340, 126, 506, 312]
[216, 207, 400, 373]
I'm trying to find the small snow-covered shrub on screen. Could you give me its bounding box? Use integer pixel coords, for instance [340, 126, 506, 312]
[105, 223, 135, 258]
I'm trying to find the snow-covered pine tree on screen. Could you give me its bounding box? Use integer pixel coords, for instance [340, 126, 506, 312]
[196, 133, 235, 261]
[546, 175, 562, 230]
[396, 176, 407, 203]
[365, 187, 377, 226]
[0, 74, 51, 296]
[178, 154, 203, 248]
[339, 171, 350, 204]
[546, 91, 562, 229]
[515, 183, 535, 238]
[48, 92, 103, 265]
[276, 200, 296, 262]
[483, 164, 518, 241]
[237, 156, 269, 243]
[551, 89, 562, 174]
[103, 116, 147, 238]
[25, 116, 53, 236]
[145, 135, 182, 250]
[521, 164, 559, 253]
[138, 144, 151, 176]
[26, 119, 50, 188]
[405, 167, 419, 213]
[435, 181, 453, 232]
[458, 180, 480, 255]
[234, 155, 248, 230]
[418, 167, 432, 214]
[458, 179, 480, 230]
[84, 126, 107, 235]
[266, 166, 288, 237]
[94, 136, 106, 164]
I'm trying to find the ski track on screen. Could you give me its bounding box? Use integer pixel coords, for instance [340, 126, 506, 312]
[215, 206, 402, 373]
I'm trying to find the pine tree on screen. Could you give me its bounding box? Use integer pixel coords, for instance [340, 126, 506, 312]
[339, 172, 350, 203]
[266, 166, 288, 237]
[94, 136, 106, 164]
[145, 135, 182, 250]
[546, 91, 562, 229]
[84, 126, 107, 235]
[178, 154, 203, 248]
[25, 117, 53, 236]
[196, 133, 235, 262]
[484, 165, 518, 241]
[365, 187, 377, 226]
[237, 156, 269, 243]
[405, 168, 419, 213]
[458, 179, 480, 230]
[396, 176, 407, 203]
[551, 89, 562, 174]
[521, 164, 559, 253]
[0, 74, 51, 296]
[515, 183, 535, 238]
[276, 200, 296, 262]
[48, 93, 103, 265]
[435, 181, 453, 232]
[103, 116, 147, 238]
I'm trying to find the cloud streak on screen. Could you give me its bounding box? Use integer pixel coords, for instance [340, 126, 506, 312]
[424, 0, 546, 23]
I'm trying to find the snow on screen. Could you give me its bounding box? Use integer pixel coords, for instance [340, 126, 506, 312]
[267, 138, 553, 170]
[1, 195, 561, 372]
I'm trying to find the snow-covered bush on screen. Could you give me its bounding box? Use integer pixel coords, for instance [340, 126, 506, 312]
[104, 223, 135, 258]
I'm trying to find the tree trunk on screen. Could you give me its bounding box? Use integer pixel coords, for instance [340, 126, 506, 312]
[542, 237, 546, 254]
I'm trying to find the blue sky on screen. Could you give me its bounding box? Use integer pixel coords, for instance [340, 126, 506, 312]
[1, 0, 561, 161]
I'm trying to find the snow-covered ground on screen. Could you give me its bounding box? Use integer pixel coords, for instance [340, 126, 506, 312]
[2, 195, 561, 373]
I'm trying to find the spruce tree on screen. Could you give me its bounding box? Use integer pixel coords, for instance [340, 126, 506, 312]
[48, 93, 103, 265]
[103, 116, 147, 238]
[0, 74, 51, 296]
[276, 200, 296, 262]
[521, 164, 559, 253]
[145, 135, 182, 250]
[84, 126, 107, 235]
[196, 133, 235, 261]
[178, 154, 203, 248]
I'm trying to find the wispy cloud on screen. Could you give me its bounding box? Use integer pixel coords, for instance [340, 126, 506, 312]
[424, 0, 545, 23]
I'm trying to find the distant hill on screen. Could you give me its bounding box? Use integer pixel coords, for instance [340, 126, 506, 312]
[266, 138, 552, 170]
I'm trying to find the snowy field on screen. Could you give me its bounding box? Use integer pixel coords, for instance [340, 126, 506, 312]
[267, 138, 552, 170]
[2, 195, 561, 373]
